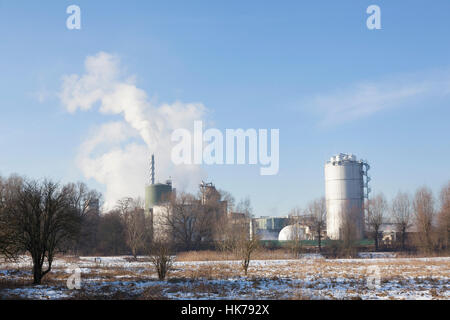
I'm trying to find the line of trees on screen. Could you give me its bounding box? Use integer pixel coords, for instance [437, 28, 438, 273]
[0, 173, 259, 282]
[1, 172, 448, 283]
[0, 174, 157, 283]
[365, 183, 449, 253]
[288, 182, 449, 255]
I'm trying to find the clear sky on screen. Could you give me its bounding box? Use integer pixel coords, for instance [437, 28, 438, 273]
[0, 1, 449, 216]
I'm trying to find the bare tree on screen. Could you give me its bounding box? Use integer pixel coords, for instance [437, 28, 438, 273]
[306, 198, 327, 252]
[218, 189, 235, 212]
[367, 193, 387, 251]
[96, 210, 127, 255]
[437, 182, 450, 251]
[413, 187, 436, 253]
[391, 191, 413, 251]
[287, 207, 303, 258]
[118, 197, 148, 259]
[213, 214, 230, 252]
[231, 198, 259, 276]
[148, 240, 174, 281]
[340, 202, 360, 256]
[0, 175, 24, 260]
[156, 192, 202, 250]
[213, 191, 236, 253]
[195, 200, 222, 246]
[0, 178, 84, 284]
[234, 230, 259, 276]
[65, 182, 102, 255]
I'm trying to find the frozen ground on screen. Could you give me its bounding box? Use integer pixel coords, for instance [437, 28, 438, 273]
[0, 255, 448, 300]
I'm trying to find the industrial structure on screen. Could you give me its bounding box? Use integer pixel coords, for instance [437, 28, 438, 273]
[325, 153, 370, 240]
[278, 224, 311, 241]
[145, 152, 376, 244]
[146, 155, 230, 242]
[200, 182, 221, 205]
[253, 216, 289, 240]
[144, 154, 174, 215]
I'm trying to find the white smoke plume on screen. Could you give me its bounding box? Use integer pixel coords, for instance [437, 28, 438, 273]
[60, 52, 207, 209]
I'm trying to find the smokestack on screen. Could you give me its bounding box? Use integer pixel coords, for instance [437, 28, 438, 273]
[151, 154, 155, 185]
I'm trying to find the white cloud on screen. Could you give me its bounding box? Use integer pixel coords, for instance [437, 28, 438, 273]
[306, 69, 450, 126]
[60, 52, 207, 209]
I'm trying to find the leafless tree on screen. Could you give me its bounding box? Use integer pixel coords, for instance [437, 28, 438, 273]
[437, 182, 450, 251]
[340, 202, 360, 256]
[213, 212, 238, 254]
[96, 210, 127, 255]
[306, 198, 327, 252]
[116, 197, 133, 215]
[413, 186, 436, 253]
[195, 200, 223, 245]
[117, 197, 148, 259]
[212, 191, 237, 252]
[367, 193, 388, 251]
[234, 230, 259, 276]
[0, 177, 84, 284]
[218, 189, 235, 212]
[0, 175, 24, 260]
[148, 239, 174, 281]
[391, 191, 413, 251]
[65, 182, 102, 255]
[230, 198, 259, 276]
[287, 207, 303, 258]
[156, 192, 202, 250]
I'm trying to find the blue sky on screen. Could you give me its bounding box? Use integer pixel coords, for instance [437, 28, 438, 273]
[0, 1, 449, 215]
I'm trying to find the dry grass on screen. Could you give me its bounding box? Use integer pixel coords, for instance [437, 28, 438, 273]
[176, 249, 292, 262]
[176, 250, 235, 262]
[0, 278, 30, 290]
[1, 253, 449, 300]
[138, 285, 168, 300]
[394, 251, 450, 258]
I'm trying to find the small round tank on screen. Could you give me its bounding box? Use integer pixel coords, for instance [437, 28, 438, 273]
[278, 224, 308, 241]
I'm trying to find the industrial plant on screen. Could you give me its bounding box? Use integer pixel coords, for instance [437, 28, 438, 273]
[142, 151, 426, 248]
[144, 152, 379, 243]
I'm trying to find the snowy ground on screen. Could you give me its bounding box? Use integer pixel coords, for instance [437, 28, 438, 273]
[0, 254, 448, 300]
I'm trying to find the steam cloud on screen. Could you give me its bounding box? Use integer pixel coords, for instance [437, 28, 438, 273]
[60, 52, 207, 209]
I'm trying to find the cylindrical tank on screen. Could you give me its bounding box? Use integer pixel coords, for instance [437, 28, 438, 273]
[325, 153, 365, 240]
[145, 182, 173, 211]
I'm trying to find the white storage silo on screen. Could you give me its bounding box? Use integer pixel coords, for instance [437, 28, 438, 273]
[325, 153, 370, 240]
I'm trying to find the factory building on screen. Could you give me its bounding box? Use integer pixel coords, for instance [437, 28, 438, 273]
[253, 216, 289, 240]
[151, 181, 228, 243]
[325, 153, 370, 240]
[199, 181, 228, 216]
[200, 182, 220, 205]
[145, 155, 229, 242]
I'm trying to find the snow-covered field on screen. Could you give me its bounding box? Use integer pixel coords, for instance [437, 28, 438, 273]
[0, 255, 448, 300]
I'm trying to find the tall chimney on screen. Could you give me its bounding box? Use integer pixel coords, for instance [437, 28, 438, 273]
[151, 154, 155, 185]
